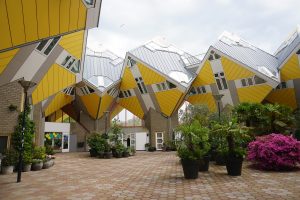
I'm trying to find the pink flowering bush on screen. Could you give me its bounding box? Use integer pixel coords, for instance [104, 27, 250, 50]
[247, 133, 300, 170]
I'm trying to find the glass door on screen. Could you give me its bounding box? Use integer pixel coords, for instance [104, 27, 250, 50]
[130, 133, 136, 148]
[62, 133, 70, 152]
[155, 132, 164, 150]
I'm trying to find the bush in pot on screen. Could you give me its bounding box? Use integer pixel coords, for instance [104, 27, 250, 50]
[247, 133, 300, 171]
[148, 146, 156, 152]
[87, 132, 103, 157]
[114, 142, 124, 158]
[145, 143, 150, 151]
[22, 151, 33, 172]
[176, 120, 207, 179]
[212, 119, 250, 176]
[195, 126, 211, 172]
[123, 147, 130, 157]
[32, 146, 46, 171]
[1, 149, 17, 174]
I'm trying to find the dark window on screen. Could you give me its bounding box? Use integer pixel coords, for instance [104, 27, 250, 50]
[248, 78, 253, 86]
[67, 58, 76, 69]
[36, 40, 49, 51]
[254, 76, 266, 84]
[241, 79, 247, 87]
[127, 90, 132, 96]
[221, 78, 228, 89]
[296, 49, 300, 55]
[167, 81, 176, 89]
[196, 87, 201, 94]
[71, 60, 80, 73]
[124, 91, 128, 97]
[0, 136, 8, 154]
[135, 77, 147, 94]
[84, 0, 94, 5]
[119, 92, 124, 98]
[189, 87, 197, 95]
[162, 83, 166, 90]
[208, 55, 214, 61]
[62, 56, 71, 66]
[281, 82, 287, 89]
[201, 86, 206, 93]
[214, 54, 221, 59]
[44, 37, 60, 55]
[70, 88, 75, 95]
[88, 86, 94, 93]
[216, 79, 223, 90]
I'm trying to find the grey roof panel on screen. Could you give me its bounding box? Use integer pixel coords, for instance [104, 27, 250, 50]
[129, 39, 200, 87]
[274, 27, 300, 66]
[212, 32, 279, 81]
[83, 49, 123, 92]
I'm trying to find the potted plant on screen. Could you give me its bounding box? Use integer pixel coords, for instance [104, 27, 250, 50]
[145, 143, 150, 151]
[212, 120, 250, 176]
[130, 147, 136, 156]
[176, 120, 206, 179]
[114, 142, 124, 158]
[148, 146, 156, 152]
[87, 132, 103, 157]
[1, 149, 17, 174]
[123, 147, 130, 157]
[43, 155, 54, 169]
[23, 151, 32, 172]
[32, 146, 46, 171]
[195, 126, 211, 172]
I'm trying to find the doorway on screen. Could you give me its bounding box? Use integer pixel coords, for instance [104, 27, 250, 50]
[155, 132, 164, 150]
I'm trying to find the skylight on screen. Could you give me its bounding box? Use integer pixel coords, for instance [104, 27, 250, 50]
[219, 31, 257, 51]
[87, 75, 113, 89]
[275, 27, 299, 55]
[256, 66, 278, 79]
[168, 71, 191, 84]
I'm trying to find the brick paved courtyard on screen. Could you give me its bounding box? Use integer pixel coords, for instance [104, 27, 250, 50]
[0, 152, 299, 200]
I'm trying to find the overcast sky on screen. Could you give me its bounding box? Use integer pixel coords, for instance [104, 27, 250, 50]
[87, 0, 300, 58]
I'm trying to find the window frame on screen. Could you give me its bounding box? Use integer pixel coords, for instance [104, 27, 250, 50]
[214, 72, 228, 90]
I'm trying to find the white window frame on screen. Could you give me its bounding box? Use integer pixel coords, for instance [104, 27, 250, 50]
[63, 87, 74, 96]
[214, 72, 228, 90]
[241, 76, 266, 87]
[155, 132, 164, 150]
[36, 36, 61, 56]
[135, 77, 148, 94]
[80, 85, 94, 95]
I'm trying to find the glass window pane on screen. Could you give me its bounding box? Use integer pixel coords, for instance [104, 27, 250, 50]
[254, 76, 266, 84]
[241, 79, 247, 87]
[36, 40, 49, 51]
[62, 56, 71, 66]
[216, 79, 223, 90]
[67, 58, 76, 69]
[214, 73, 219, 77]
[44, 37, 60, 55]
[127, 90, 132, 96]
[222, 78, 228, 89]
[137, 83, 144, 94]
[141, 82, 148, 93]
[248, 78, 253, 86]
[281, 82, 287, 88]
[202, 86, 206, 93]
[157, 132, 162, 137]
[162, 83, 166, 90]
[220, 72, 224, 76]
[189, 87, 196, 95]
[157, 84, 162, 91]
[196, 87, 201, 94]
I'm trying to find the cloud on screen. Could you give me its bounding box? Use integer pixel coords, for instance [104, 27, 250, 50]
[87, 0, 300, 56]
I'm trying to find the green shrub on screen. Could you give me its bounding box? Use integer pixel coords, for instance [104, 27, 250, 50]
[23, 150, 33, 164]
[87, 133, 107, 154]
[2, 149, 17, 166]
[33, 146, 46, 160]
[45, 145, 55, 155]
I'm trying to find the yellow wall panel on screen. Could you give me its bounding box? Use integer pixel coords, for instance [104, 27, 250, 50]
[36, 0, 50, 39]
[32, 64, 76, 105]
[110, 105, 123, 120]
[221, 56, 255, 81]
[78, 1, 87, 29]
[193, 61, 215, 87]
[280, 54, 300, 81]
[49, 0, 60, 36]
[60, 0, 71, 33]
[98, 94, 114, 119]
[265, 89, 297, 110]
[59, 30, 84, 59]
[0, 0, 12, 50]
[69, 0, 80, 31]
[118, 97, 144, 119]
[22, 0, 38, 42]
[0, 48, 19, 74]
[137, 62, 166, 85]
[187, 93, 217, 112]
[80, 93, 100, 119]
[237, 84, 272, 103]
[45, 92, 73, 117]
[120, 67, 137, 90]
[6, 0, 25, 46]
[155, 89, 183, 116]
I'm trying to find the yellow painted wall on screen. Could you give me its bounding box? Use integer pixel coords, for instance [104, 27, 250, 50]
[0, 0, 12, 50]
[221, 56, 255, 81]
[118, 97, 144, 119]
[187, 93, 217, 112]
[120, 67, 137, 90]
[110, 105, 124, 120]
[32, 64, 76, 104]
[59, 30, 85, 60]
[266, 89, 297, 110]
[193, 61, 215, 87]
[98, 94, 114, 119]
[137, 62, 166, 85]
[0, 0, 88, 51]
[80, 93, 100, 119]
[45, 92, 73, 117]
[155, 89, 183, 116]
[237, 84, 272, 103]
[0, 48, 19, 74]
[280, 54, 300, 81]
